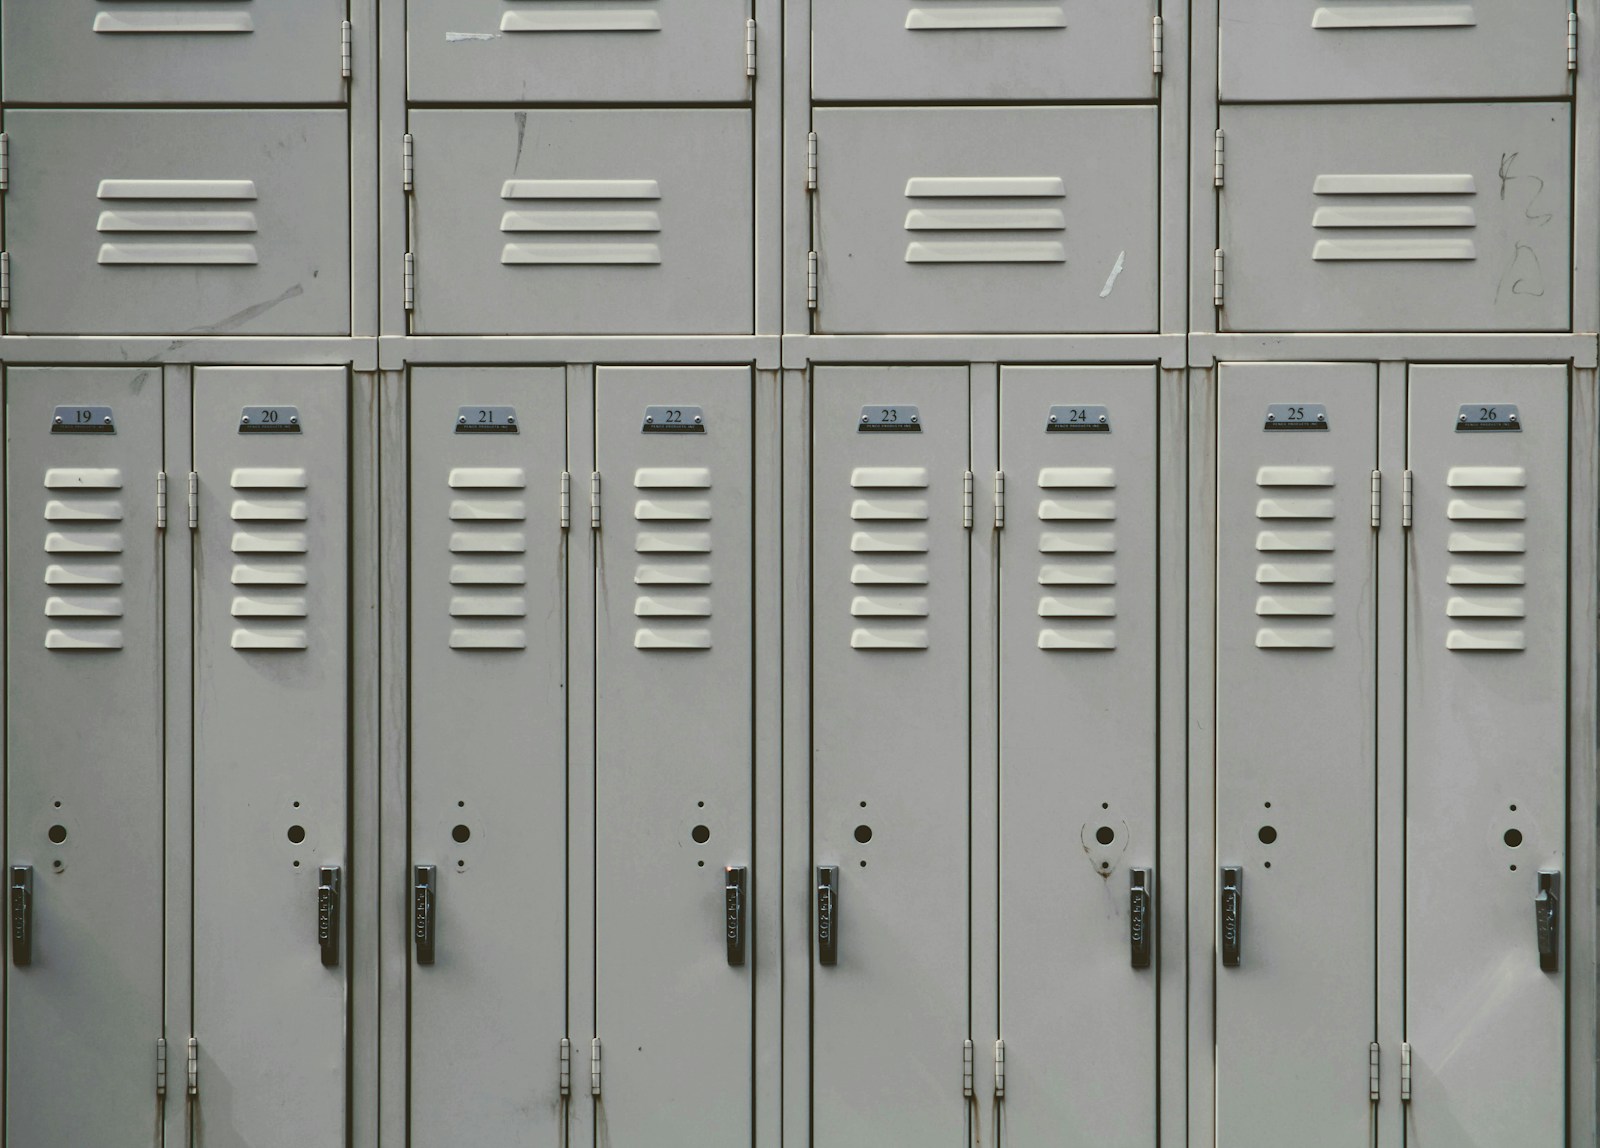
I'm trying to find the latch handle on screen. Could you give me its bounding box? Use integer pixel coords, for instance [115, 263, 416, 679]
[1130, 868, 1153, 969]
[10, 866, 32, 967]
[413, 865, 437, 966]
[816, 866, 840, 967]
[1220, 866, 1243, 968]
[317, 866, 341, 967]
[725, 866, 747, 967]
[1536, 869, 1561, 973]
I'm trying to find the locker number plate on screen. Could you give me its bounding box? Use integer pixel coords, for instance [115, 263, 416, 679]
[642, 405, 705, 433]
[1263, 404, 1328, 431]
[859, 405, 921, 432]
[1047, 405, 1110, 433]
[1457, 404, 1521, 432]
[456, 405, 519, 433]
[50, 405, 115, 434]
[238, 406, 301, 433]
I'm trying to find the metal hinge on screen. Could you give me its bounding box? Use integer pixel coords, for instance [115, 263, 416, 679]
[1212, 249, 1225, 308]
[963, 470, 974, 530]
[1152, 16, 1164, 74]
[559, 1037, 572, 1097]
[1402, 469, 1414, 529]
[403, 252, 415, 312]
[806, 132, 818, 191]
[560, 471, 572, 530]
[590, 472, 602, 530]
[590, 1037, 602, 1097]
[402, 134, 415, 193]
[1569, 13, 1579, 72]
[186, 1037, 199, 1096]
[1370, 470, 1381, 529]
[1369, 1042, 1380, 1102]
[994, 470, 1006, 530]
[1400, 1042, 1412, 1102]
[1213, 129, 1225, 188]
[807, 251, 819, 310]
[962, 1039, 974, 1099]
[157, 472, 168, 531]
[156, 1037, 168, 1097]
[994, 1039, 1006, 1099]
[341, 20, 353, 79]
[186, 472, 199, 530]
[1, 252, 10, 311]
[745, 19, 757, 77]
[0, 133, 10, 192]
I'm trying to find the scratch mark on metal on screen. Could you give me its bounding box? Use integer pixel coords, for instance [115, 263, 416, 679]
[1099, 250, 1126, 298]
[514, 111, 528, 171]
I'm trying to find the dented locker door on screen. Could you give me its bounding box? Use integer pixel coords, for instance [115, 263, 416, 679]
[1215, 364, 1378, 1148]
[3, 111, 350, 336]
[811, 0, 1158, 101]
[408, 111, 752, 335]
[812, 108, 1157, 334]
[811, 367, 970, 1146]
[997, 367, 1158, 1147]
[4, 368, 166, 1147]
[1219, 0, 1571, 101]
[593, 367, 754, 1145]
[1405, 366, 1567, 1146]
[407, 0, 751, 103]
[3, 0, 349, 105]
[192, 368, 349, 1147]
[1219, 104, 1571, 332]
[408, 369, 569, 1146]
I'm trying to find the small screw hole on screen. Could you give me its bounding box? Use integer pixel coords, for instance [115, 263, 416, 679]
[1102, 802, 1110, 810]
[53, 801, 61, 808]
[1504, 828, 1523, 848]
[47, 824, 67, 844]
[1511, 864, 1518, 871]
[457, 860, 465, 868]
[691, 825, 711, 844]
[458, 801, 465, 808]
[860, 860, 867, 867]
[860, 801, 867, 808]
[292, 801, 300, 808]
[1264, 802, 1272, 809]
[1101, 862, 1110, 870]
[287, 825, 306, 844]
[1264, 861, 1272, 869]
[1510, 804, 1517, 811]
[1095, 825, 1115, 846]
[697, 801, 705, 808]
[698, 860, 705, 867]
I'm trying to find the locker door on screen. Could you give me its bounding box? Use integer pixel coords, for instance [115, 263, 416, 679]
[407, 0, 751, 103]
[812, 108, 1157, 334]
[408, 369, 569, 1145]
[1218, 103, 1572, 333]
[593, 367, 754, 1145]
[408, 110, 752, 335]
[1215, 363, 1378, 1147]
[811, 367, 970, 1146]
[192, 367, 349, 1147]
[4, 111, 351, 336]
[1219, 0, 1571, 101]
[2, 0, 348, 105]
[1404, 365, 1567, 1146]
[811, 0, 1158, 101]
[996, 367, 1158, 1146]
[4, 368, 166, 1146]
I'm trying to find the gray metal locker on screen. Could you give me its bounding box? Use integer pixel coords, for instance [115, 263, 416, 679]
[811, 108, 1158, 334]
[4, 368, 167, 1147]
[406, 0, 753, 104]
[407, 369, 569, 1145]
[2, 0, 349, 105]
[1218, 103, 1572, 332]
[407, 111, 753, 335]
[592, 366, 754, 1145]
[810, 0, 1158, 101]
[1219, 0, 1572, 101]
[1404, 365, 1568, 1146]
[191, 368, 349, 1147]
[996, 366, 1158, 1147]
[1214, 363, 1378, 1147]
[811, 366, 971, 1146]
[3, 111, 351, 336]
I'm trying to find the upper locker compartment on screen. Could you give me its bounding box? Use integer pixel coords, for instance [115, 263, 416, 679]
[813, 107, 1158, 334]
[407, 0, 752, 103]
[409, 110, 752, 334]
[3, 0, 349, 104]
[1219, 0, 1572, 101]
[3, 111, 350, 336]
[1219, 103, 1571, 332]
[811, 0, 1159, 101]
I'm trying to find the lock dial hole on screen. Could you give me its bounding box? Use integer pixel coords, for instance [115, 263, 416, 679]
[47, 824, 67, 844]
[691, 824, 711, 844]
[452, 824, 471, 844]
[1258, 826, 1277, 845]
[1504, 828, 1523, 848]
[287, 825, 306, 844]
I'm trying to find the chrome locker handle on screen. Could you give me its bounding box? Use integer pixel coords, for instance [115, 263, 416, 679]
[413, 865, 437, 966]
[1536, 869, 1560, 973]
[1220, 866, 1243, 968]
[725, 866, 747, 967]
[9, 866, 32, 967]
[317, 866, 341, 968]
[816, 866, 840, 967]
[1130, 868, 1153, 970]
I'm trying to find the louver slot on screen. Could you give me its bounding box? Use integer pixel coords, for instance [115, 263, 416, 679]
[905, 4, 1067, 30]
[231, 467, 306, 489]
[501, 2, 662, 33]
[445, 468, 530, 651]
[1254, 467, 1338, 648]
[633, 472, 715, 651]
[44, 467, 123, 489]
[1310, 172, 1477, 262]
[96, 179, 260, 266]
[903, 176, 1066, 264]
[1442, 464, 1528, 652]
[501, 179, 663, 266]
[44, 499, 122, 522]
[849, 467, 931, 650]
[1311, 3, 1476, 28]
[1036, 467, 1119, 652]
[93, 6, 254, 34]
